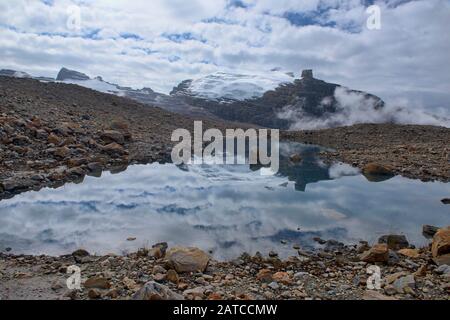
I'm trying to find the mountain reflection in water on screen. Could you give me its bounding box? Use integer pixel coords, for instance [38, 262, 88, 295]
[0, 142, 448, 260]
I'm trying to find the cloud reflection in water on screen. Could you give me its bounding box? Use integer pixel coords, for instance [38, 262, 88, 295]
[0, 143, 448, 259]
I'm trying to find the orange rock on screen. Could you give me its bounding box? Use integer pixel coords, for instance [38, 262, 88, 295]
[177, 283, 188, 290]
[359, 244, 389, 263]
[272, 271, 291, 285]
[414, 265, 427, 277]
[166, 269, 179, 284]
[256, 269, 273, 283]
[432, 227, 450, 258]
[208, 293, 222, 300]
[47, 133, 61, 145]
[363, 163, 393, 175]
[398, 248, 420, 259]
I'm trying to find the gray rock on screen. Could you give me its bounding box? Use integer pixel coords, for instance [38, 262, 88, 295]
[378, 234, 409, 250]
[393, 274, 415, 294]
[422, 225, 440, 239]
[434, 264, 450, 275]
[100, 130, 125, 144]
[294, 272, 311, 280]
[132, 281, 184, 300]
[268, 282, 280, 290]
[56, 67, 90, 81]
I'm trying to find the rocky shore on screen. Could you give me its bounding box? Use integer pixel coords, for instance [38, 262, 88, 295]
[1, 226, 449, 300]
[282, 124, 450, 182]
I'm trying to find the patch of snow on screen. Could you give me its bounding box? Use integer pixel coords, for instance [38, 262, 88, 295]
[13, 71, 31, 78]
[61, 79, 124, 95]
[187, 71, 294, 101]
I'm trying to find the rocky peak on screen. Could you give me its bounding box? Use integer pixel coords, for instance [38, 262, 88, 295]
[301, 69, 314, 79]
[56, 67, 90, 81]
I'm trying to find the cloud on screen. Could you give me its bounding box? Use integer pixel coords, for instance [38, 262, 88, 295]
[0, 0, 448, 116]
[277, 86, 450, 129]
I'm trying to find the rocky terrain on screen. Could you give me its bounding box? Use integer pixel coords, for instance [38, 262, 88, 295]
[0, 75, 449, 301]
[282, 124, 450, 182]
[0, 76, 248, 200]
[1, 226, 449, 300]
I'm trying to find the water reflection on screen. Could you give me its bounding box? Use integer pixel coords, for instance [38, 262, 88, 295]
[0, 142, 448, 260]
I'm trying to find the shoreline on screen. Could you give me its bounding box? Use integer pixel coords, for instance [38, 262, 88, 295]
[281, 123, 450, 183]
[1, 228, 449, 300]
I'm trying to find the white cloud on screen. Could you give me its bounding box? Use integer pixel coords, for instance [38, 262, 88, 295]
[0, 0, 448, 115]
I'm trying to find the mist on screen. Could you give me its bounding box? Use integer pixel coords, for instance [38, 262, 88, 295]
[277, 87, 450, 130]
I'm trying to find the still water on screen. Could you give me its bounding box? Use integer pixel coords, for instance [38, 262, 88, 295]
[0, 143, 448, 259]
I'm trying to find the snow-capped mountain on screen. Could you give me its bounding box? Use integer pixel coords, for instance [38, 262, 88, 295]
[54, 68, 217, 119]
[171, 71, 295, 102]
[56, 68, 127, 95]
[172, 69, 385, 129]
[1, 67, 387, 129]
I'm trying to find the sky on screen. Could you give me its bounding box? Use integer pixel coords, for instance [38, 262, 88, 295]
[0, 0, 449, 111]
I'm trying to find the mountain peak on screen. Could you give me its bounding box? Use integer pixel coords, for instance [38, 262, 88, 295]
[56, 67, 90, 81]
[301, 69, 313, 79]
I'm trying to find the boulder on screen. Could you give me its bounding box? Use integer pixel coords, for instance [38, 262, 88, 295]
[378, 234, 409, 250]
[398, 248, 420, 259]
[152, 242, 168, 256]
[359, 244, 389, 263]
[422, 225, 440, 239]
[363, 290, 397, 300]
[88, 289, 102, 299]
[363, 163, 394, 176]
[47, 133, 61, 146]
[183, 287, 205, 299]
[72, 249, 89, 257]
[289, 153, 302, 163]
[434, 264, 450, 275]
[256, 269, 273, 283]
[12, 134, 31, 145]
[35, 129, 48, 139]
[392, 274, 415, 294]
[100, 130, 125, 144]
[110, 120, 129, 131]
[166, 269, 179, 284]
[166, 247, 210, 273]
[132, 281, 184, 300]
[433, 254, 450, 266]
[272, 272, 291, 285]
[84, 276, 111, 289]
[432, 227, 450, 265]
[87, 162, 103, 172]
[102, 142, 126, 156]
[53, 146, 70, 158]
[72, 248, 91, 263]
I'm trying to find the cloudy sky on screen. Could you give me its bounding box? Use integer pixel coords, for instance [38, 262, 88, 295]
[0, 0, 449, 111]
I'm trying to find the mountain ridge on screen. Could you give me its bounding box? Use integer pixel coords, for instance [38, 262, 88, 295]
[1, 67, 385, 129]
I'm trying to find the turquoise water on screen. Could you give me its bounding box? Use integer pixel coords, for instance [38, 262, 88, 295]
[0, 143, 448, 259]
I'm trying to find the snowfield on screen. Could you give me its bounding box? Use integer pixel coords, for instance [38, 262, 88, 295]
[186, 71, 295, 101]
[60, 78, 124, 95]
